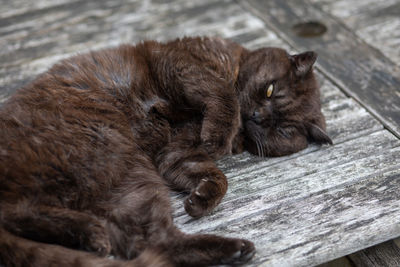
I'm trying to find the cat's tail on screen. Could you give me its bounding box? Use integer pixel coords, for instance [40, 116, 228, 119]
[0, 227, 171, 267]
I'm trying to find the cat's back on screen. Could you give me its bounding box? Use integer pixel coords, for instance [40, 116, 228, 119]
[0, 44, 153, 131]
[166, 37, 242, 85]
[0, 45, 149, 203]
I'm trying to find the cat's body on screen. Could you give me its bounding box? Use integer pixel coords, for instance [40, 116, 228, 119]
[0, 37, 331, 266]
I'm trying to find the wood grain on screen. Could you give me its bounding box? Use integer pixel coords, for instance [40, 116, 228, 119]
[174, 130, 400, 223]
[175, 165, 400, 267]
[349, 240, 400, 267]
[309, 0, 400, 65]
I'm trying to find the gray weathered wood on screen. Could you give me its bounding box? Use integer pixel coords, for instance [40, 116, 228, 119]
[238, 0, 400, 140]
[317, 256, 353, 267]
[177, 166, 400, 267]
[174, 130, 400, 223]
[309, 0, 400, 65]
[349, 240, 400, 267]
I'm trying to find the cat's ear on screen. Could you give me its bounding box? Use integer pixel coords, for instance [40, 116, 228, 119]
[290, 51, 317, 77]
[307, 123, 333, 145]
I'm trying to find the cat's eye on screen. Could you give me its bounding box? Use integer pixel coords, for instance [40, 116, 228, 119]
[266, 84, 274, 98]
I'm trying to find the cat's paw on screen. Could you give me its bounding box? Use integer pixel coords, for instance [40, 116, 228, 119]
[186, 235, 255, 266]
[168, 234, 255, 266]
[184, 178, 223, 218]
[81, 221, 111, 256]
[220, 239, 256, 265]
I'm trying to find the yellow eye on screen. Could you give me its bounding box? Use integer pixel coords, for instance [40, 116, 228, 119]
[266, 84, 274, 98]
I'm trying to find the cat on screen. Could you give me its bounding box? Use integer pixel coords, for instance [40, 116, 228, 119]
[0, 36, 332, 267]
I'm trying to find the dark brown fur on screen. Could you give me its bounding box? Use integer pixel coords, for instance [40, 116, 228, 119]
[0, 37, 331, 266]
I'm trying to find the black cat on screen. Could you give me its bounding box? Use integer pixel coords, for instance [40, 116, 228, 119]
[0, 37, 331, 266]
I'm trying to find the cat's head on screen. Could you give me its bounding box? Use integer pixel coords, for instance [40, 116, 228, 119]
[235, 47, 332, 157]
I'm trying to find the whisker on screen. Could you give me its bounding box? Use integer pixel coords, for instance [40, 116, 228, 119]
[258, 137, 264, 158]
[255, 132, 265, 158]
[256, 138, 261, 157]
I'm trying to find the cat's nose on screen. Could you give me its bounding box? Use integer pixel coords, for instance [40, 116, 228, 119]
[250, 111, 261, 124]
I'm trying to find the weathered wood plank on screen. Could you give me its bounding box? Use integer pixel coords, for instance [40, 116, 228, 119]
[238, 0, 400, 140]
[0, 0, 77, 19]
[317, 256, 354, 267]
[177, 166, 400, 267]
[309, 0, 400, 65]
[173, 130, 400, 221]
[349, 240, 400, 267]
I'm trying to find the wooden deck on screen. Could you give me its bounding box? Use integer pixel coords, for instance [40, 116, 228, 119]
[1, 0, 400, 266]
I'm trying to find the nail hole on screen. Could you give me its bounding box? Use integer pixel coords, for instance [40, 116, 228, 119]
[292, 21, 327, 38]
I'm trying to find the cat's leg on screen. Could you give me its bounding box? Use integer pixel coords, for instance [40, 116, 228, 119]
[102, 162, 175, 259]
[156, 139, 227, 218]
[0, 227, 172, 267]
[0, 201, 111, 255]
[172, 66, 240, 158]
[198, 89, 240, 158]
[105, 175, 255, 266]
[102, 156, 255, 265]
[168, 233, 256, 266]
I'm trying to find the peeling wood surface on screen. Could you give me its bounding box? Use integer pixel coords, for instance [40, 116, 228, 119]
[1, 0, 400, 266]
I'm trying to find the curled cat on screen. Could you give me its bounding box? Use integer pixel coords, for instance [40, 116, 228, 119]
[0, 37, 332, 266]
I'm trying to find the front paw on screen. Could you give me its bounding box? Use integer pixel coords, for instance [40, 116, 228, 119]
[184, 178, 224, 218]
[81, 221, 111, 256]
